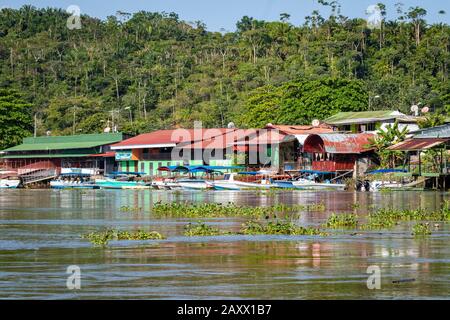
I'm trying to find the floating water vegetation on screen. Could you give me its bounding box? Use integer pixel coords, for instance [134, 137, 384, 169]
[183, 220, 327, 237]
[183, 222, 224, 236]
[151, 202, 319, 218]
[241, 220, 327, 236]
[412, 223, 432, 237]
[324, 213, 358, 228]
[120, 205, 143, 212]
[82, 229, 165, 246]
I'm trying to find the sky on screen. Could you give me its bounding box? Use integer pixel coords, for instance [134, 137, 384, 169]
[1, 0, 449, 32]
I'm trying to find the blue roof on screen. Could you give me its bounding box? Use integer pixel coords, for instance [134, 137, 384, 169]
[59, 173, 92, 177]
[366, 169, 408, 174]
[298, 169, 335, 175]
[157, 165, 243, 173]
[111, 171, 146, 175]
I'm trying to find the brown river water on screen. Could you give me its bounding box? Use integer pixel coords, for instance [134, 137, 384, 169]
[0, 189, 449, 299]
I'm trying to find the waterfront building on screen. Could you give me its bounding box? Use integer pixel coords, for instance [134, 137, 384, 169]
[301, 133, 376, 177]
[110, 128, 246, 176]
[0, 133, 124, 184]
[324, 110, 420, 133]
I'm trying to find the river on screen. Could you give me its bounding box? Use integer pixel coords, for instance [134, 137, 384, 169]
[0, 189, 449, 299]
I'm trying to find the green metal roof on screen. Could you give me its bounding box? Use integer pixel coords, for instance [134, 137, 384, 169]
[2, 133, 123, 152]
[324, 110, 400, 124]
[1, 154, 94, 159]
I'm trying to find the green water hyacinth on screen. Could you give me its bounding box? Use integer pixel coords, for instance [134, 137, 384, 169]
[324, 213, 358, 228]
[412, 223, 432, 237]
[151, 202, 311, 218]
[120, 205, 143, 212]
[83, 229, 165, 246]
[241, 220, 326, 236]
[184, 222, 223, 236]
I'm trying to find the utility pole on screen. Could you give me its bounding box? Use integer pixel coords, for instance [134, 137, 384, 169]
[72, 107, 76, 135]
[34, 114, 37, 137]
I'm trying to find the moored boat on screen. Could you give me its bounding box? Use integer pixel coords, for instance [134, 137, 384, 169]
[177, 178, 212, 190]
[0, 171, 21, 189]
[208, 172, 274, 190]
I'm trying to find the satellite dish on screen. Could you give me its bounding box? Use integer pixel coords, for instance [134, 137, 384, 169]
[227, 122, 235, 129]
[103, 127, 111, 133]
[312, 119, 320, 127]
[411, 105, 419, 116]
[421, 106, 429, 113]
[46, 130, 51, 136]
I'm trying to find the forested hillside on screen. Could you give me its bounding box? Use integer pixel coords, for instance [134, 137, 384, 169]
[0, 3, 449, 140]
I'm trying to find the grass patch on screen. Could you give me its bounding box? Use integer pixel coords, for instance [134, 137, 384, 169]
[82, 229, 165, 246]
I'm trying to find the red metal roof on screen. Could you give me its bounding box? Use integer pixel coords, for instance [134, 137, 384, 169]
[387, 138, 449, 151]
[181, 129, 258, 149]
[303, 133, 375, 154]
[111, 128, 234, 149]
[265, 124, 333, 135]
[90, 151, 116, 157]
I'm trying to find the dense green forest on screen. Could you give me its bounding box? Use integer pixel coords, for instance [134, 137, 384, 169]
[0, 3, 449, 144]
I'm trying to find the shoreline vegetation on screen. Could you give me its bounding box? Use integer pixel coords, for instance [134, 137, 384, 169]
[83, 201, 450, 246]
[1, 6, 449, 140]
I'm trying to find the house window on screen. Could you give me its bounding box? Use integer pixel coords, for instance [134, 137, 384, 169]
[367, 123, 376, 131]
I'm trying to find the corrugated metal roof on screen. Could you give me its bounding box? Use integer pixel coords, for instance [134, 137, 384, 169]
[111, 128, 234, 149]
[412, 124, 450, 139]
[2, 133, 123, 152]
[303, 133, 375, 154]
[180, 129, 258, 149]
[324, 110, 417, 125]
[1, 154, 93, 159]
[265, 124, 333, 135]
[387, 138, 449, 151]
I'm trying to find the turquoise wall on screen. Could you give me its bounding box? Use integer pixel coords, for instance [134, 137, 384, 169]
[118, 159, 233, 176]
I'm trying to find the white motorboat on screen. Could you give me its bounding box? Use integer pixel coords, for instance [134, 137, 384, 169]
[292, 178, 346, 190]
[0, 171, 21, 188]
[177, 178, 212, 190]
[151, 178, 181, 190]
[0, 178, 21, 188]
[208, 173, 273, 190]
[50, 173, 99, 189]
[369, 180, 404, 191]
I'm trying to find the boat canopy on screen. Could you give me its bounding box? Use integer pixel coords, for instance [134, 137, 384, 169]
[59, 173, 92, 177]
[366, 169, 408, 175]
[110, 171, 146, 175]
[297, 169, 335, 175]
[157, 165, 243, 173]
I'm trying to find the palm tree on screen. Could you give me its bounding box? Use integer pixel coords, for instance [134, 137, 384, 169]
[368, 121, 409, 168]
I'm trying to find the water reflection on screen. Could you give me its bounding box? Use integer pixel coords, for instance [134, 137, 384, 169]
[0, 189, 449, 299]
